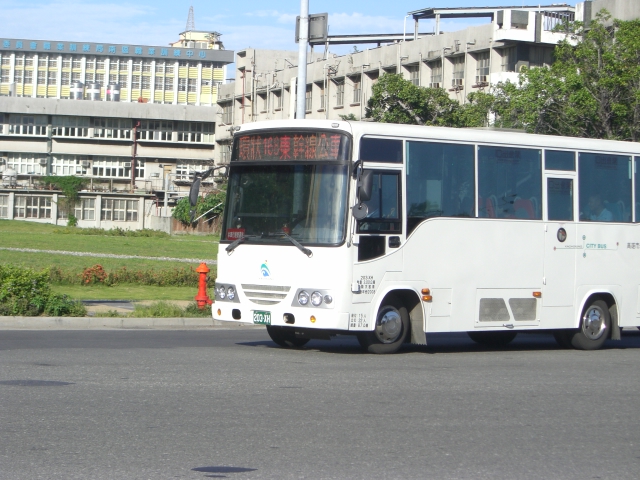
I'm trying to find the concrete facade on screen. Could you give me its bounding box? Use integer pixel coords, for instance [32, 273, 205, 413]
[215, 5, 576, 162]
[0, 97, 221, 231]
[0, 37, 233, 106]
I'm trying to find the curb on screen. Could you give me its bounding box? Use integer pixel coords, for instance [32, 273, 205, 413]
[0, 316, 260, 330]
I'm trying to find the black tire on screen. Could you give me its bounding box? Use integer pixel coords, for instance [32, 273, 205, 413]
[553, 330, 573, 349]
[565, 299, 611, 350]
[467, 330, 517, 347]
[357, 300, 410, 354]
[266, 325, 310, 348]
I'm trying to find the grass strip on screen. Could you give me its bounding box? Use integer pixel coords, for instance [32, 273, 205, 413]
[94, 301, 211, 318]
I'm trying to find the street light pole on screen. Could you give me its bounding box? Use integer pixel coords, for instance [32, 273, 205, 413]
[296, 0, 309, 120]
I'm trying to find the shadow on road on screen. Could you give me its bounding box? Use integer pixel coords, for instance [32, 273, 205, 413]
[238, 329, 640, 355]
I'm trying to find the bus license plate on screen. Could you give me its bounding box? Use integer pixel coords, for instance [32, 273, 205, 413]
[253, 310, 271, 325]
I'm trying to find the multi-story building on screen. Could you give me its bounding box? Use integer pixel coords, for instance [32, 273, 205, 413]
[0, 37, 233, 106]
[0, 31, 233, 231]
[0, 97, 219, 230]
[216, 2, 637, 162]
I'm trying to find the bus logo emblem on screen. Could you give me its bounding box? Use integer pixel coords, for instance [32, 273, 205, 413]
[261, 262, 270, 278]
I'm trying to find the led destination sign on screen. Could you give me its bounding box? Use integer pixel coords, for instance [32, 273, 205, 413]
[234, 132, 350, 162]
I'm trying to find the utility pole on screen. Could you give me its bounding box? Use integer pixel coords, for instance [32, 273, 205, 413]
[296, 0, 309, 120]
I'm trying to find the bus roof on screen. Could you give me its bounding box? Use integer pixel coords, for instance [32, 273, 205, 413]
[236, 120, 640, 157]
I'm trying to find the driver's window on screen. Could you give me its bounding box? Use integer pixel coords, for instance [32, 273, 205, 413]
[357, 171, 401, 233]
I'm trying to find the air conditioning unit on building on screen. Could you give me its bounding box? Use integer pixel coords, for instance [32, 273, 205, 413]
[39, 158, 48, 166]
[123, 162, 132, 168]
[81, 160, 90, 167]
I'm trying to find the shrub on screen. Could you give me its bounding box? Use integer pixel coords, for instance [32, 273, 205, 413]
[0, 265, 86, 316]
[53, 227, 168, 238]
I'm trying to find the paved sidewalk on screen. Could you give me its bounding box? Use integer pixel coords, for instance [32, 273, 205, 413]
[0, 316, 257, 330]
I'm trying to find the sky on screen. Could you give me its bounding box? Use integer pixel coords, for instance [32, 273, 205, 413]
[0, 0, 580, 77]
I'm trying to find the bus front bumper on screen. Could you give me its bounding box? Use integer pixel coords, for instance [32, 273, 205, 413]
[212, 303, 350, 331]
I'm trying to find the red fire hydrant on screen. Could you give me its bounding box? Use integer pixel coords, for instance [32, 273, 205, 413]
[195, 263, 213, 309]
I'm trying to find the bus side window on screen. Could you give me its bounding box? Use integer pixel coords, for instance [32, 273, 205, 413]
[579, 153, 632, 222]
[360, 137, 403, 163]
[478, 146, 542, 220]
[357, 171, 401, 233]
[405, 141, 475, 235]
[547, 178, 573, 221]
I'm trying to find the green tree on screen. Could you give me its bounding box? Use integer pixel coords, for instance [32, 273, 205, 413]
[493, 12, 640, 141]
[173, 187, 226, 225]
[39, 176, 86, 226]
[365, 73, 459, 126]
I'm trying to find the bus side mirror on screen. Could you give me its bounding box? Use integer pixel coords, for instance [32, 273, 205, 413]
[359, 170, 373, 202]
[189, 177, 202, 207]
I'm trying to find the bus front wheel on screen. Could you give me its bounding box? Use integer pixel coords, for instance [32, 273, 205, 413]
[357, 302, 409, 354]
[560, 299, 611, 350]
[266, 326, 310, 348]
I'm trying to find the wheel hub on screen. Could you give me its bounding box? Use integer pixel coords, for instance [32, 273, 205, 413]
[375, 309, 402, 344]
[582, 306, 607, 340]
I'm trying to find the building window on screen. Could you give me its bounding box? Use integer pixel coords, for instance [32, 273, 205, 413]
[15, 57, 24, 67]
[501, 46, 517, 72]
[24, 70, 33, 84]
[93, 118, 132, 139]
[165, 65, 174, 75]
[176, 122, 215, 143]
[221, 103, 233, 124]
[335, 79, 345, 107]
[8, 115, 47, 136]
[451, 56, 464, 87]
[25, 55, 34, 67]
[142, 61, 152, 73]
[165, 77, 174, 90]
[72, 57, 82, 69]
[475, 51, 490, 84]
[75, 198, 95, 221]
[96, 59, 105, 70]
[52, 155, 90, 175]
[38, 57, 48, 67]
[14, 69, 23, 82]
[0, 195, 8, 218]
[154, 76, 165, 90]
[305, 85, 312, 111]
[178, 78, 187, 92]
[101, 199, 138, 222]
[176, 162, 211, 181]
[52, 116, 90, 137]
[131, 76, 141, 89]
[132, 61, 142, 72]
[352, 78, 361, 104]
[530, 46, 553, 68]
[1, 69, 9, 84]
[429, 62, 442, 88]
[1, 57, 10, 66]
[187, 78, 197, 92]
[62, 56, 71, 68]
[407, 65, 420, 86]
[273, 91, 282, 110]
[15, 196, 52, 219]
[47, 71, 57, 86]
[138, 121, 173, 141]
[92, 157, 131, 178]
[7, 153, 47, 175]
[141, 77, 151, 89]
[86, 58, 96, 70]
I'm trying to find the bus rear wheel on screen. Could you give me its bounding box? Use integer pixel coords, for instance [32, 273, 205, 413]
[266, 326, 310, 348]
[562, 299, 611, 350]
[467, 331, 517, 347]
[357, 302, 409, 354]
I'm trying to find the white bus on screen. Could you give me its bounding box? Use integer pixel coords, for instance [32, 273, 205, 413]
[197, 119, 640, 353]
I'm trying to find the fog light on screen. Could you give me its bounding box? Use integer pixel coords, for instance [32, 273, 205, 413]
[323, 295, 333, 305]
[298, 290, 309, 306]
[311, 291, 323, 307]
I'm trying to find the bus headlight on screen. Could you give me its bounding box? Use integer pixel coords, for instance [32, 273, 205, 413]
[227, 286, 236, 301]
[298, 290, 310, 306]
[311, 291, 323, 307]
[217, 286, 226, 300]
[323, 295, 333, 305]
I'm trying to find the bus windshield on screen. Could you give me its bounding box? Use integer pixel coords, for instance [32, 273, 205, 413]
[223, 164, 349, 245]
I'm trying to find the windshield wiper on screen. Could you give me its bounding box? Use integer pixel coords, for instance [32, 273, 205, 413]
[268, 231, 313, 258]
[225, 235, 259, 254]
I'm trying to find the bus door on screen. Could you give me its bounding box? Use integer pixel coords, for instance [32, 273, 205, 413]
[543, 172, 577, 307]
[351, 168, 404, 304]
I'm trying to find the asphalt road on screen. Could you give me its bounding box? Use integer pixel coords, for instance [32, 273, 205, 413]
[1, 328, 640, 479]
